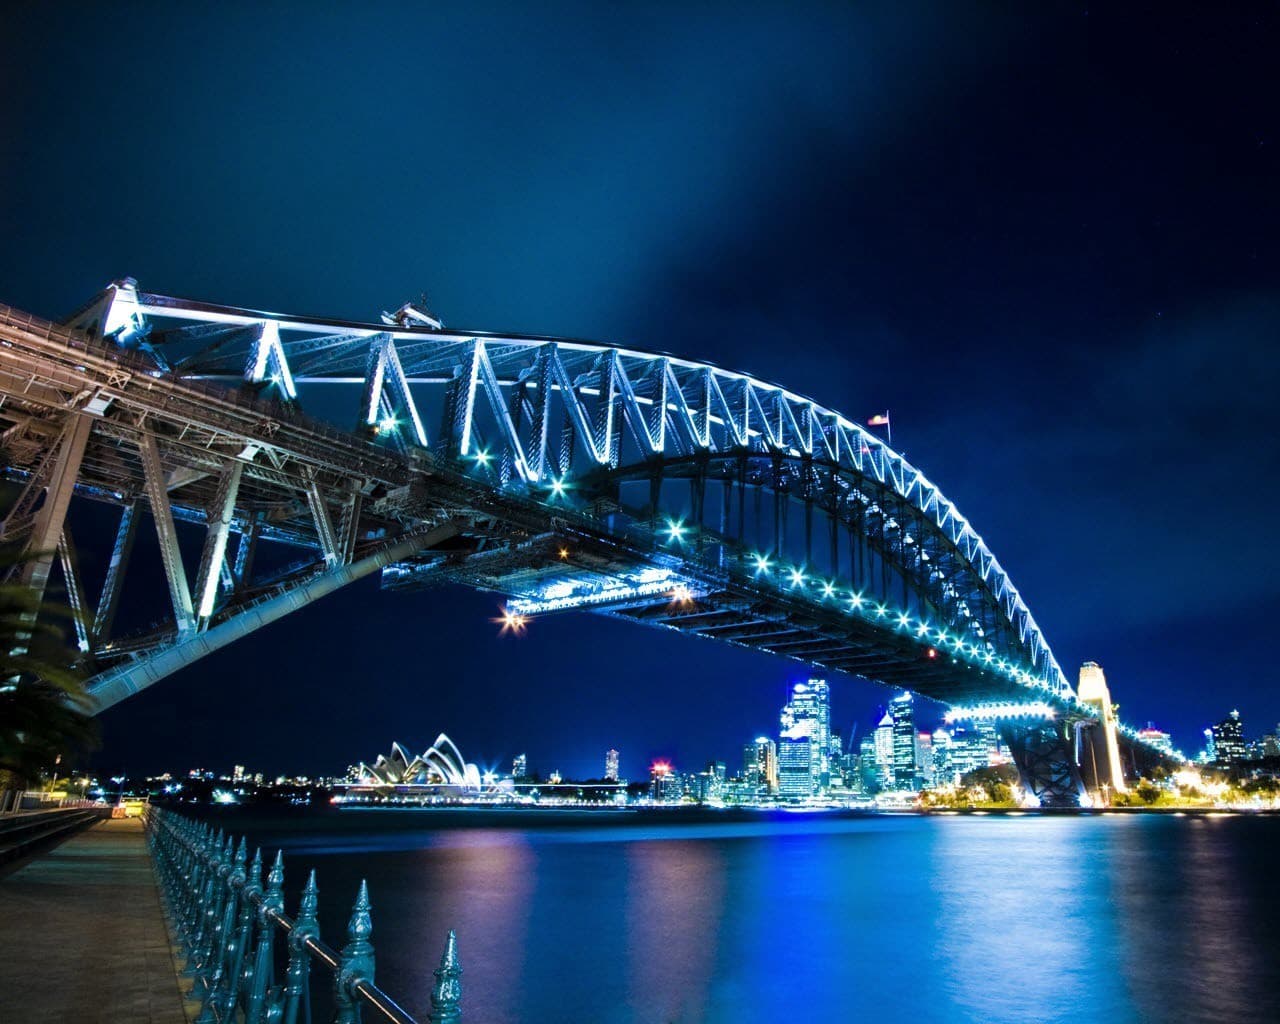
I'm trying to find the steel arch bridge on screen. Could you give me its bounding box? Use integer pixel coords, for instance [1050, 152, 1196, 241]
[0, 281, 1170, 804]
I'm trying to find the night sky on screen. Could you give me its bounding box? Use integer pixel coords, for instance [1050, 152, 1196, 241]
[2, 4, 1278, 780]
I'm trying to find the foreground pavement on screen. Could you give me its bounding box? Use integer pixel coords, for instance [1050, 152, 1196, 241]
[0, 817, 188, 1023]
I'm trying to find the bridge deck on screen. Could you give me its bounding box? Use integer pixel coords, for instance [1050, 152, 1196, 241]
[0, 817, 189, 1023]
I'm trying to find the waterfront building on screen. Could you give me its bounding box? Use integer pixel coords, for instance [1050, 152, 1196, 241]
[650, 761, 681, 802]
[513, 753, 528, 779]
[1136, 724, 1173, 757]
[890, 693, 916, 790]
[780, 679, 832, 788]
[778, 735, 814, 798]
[349, 735, 488, 796]
[605, 749, 620, 782]
[1211, 710, 1247, 765]
[743, 737, 779, 793]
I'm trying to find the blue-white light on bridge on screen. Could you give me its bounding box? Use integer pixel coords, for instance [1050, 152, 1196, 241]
[549, 477, 567, 497]
[752, 553, 771, 575]
[788, 567, 806, 586]
[664, 518, 687, 544]
[944, 702, 1056, 723]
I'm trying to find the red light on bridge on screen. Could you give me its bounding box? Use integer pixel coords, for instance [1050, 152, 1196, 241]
[926, 647, 938, 659]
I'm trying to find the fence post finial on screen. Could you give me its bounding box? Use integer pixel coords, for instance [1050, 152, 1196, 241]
[429, 930, 462, 1024]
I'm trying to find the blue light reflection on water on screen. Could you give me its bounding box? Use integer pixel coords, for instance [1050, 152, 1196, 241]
[206, 810, 1280, 1024]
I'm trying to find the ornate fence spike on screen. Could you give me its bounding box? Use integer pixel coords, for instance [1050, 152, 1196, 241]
[265, 850, 285, 909]
[428, 930, 462, 1024]
[334, 880, 376, 1024]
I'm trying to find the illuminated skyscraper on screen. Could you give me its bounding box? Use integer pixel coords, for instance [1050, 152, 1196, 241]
[778, 735, 813, 798]
[874, 711, 894, 790]
[1210, 710, 1246, 765]
[890, 692, 916, 790]
[915, 732, 934, 788]
[605, 749, 619, 781]
[512, 753, 528, 779]
[743, 737, 778, 793]
[780, 679, 832, 789]
[649, 761, 680, 802]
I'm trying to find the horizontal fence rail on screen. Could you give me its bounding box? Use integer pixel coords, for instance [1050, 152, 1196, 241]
[146, 807, 461, 1023]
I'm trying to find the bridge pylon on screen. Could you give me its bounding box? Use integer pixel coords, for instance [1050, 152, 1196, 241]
[998, 720, 1086, 808]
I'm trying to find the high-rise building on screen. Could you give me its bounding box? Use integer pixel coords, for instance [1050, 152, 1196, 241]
[915, 731, 934, 789]
[890, 692, 916, 790]
[778, 735, 814, 798]
[649, 761, 681, 802]
[605, 749, 619, 781]
[874, 711, 894, 790]
[780, 679, 832, 790]
[512, 753, 528, 779]
[743, 737, 778, 793]
[1210, 710, 1246, 765]
[931, 728, 954, 785]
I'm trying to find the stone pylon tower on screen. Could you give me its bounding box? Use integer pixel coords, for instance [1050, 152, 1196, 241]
[1077, 662, 1128, 798]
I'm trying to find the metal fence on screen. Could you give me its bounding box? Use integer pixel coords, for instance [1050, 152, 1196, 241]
[146, 806, 461, 1023]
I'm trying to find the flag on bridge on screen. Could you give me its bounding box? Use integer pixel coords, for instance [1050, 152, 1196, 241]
[867, 412, 890, 427]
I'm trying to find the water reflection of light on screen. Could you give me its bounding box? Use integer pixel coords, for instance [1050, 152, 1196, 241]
[397, 832, 536, 1024]
[932, 817, 1110, 1022]
[625, 840, 725, 1022]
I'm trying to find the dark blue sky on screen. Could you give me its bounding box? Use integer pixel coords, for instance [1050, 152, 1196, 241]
[3, 4, 1278, 779]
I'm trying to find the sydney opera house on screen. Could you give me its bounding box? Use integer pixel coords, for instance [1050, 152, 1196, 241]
[344, 734, 508, 801]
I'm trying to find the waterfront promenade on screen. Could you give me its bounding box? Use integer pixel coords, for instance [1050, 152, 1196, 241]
[0, 817, 188, 1023]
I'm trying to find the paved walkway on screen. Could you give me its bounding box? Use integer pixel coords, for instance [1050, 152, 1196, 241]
[0, 817, 189, 1023]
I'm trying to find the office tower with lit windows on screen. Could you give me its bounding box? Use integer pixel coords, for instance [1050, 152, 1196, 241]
[649, 761, 681, 802]
[512, 753, 528, 779]
[874, 711, 895, 790]
[890, 692, 917, 790]
[743, 737, 779, 793]
[780, 679, 832, 789]
[915, 731, 934, 789]
[605, 749, 619, 781]
[1211, 710, 1246, 765]
[778, 734, 814, 798]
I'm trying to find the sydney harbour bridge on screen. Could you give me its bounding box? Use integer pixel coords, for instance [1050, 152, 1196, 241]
[0, 280, 1173, 805]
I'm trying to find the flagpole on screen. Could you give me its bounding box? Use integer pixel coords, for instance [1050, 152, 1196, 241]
[886, 410, 891, 447]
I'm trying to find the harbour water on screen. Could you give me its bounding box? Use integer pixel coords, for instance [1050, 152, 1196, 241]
[199, 808, 1280, 1024]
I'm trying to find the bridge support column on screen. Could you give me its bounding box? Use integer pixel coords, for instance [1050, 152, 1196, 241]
[998, 720, 1085, 808]
[17, 413, 93, 602]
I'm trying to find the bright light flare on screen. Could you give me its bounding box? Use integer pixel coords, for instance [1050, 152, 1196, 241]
[753, 553, 771, 574]
[550, 477, 567, 497]
[497, 608, 528, 635]
[670, 584, 694, 605]
[821, 581, 835, 598]
[664, 518, 687, 543]
[788, 567, 806, 586]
